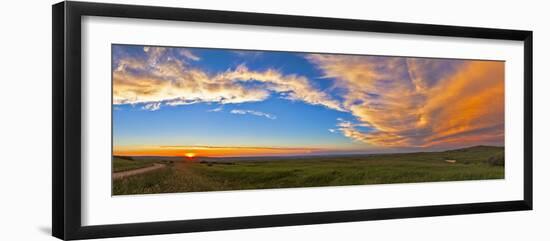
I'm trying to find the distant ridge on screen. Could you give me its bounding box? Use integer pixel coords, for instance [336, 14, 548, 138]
[445, 145, 504, 152]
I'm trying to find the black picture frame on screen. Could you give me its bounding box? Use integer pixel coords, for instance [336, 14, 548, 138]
[52, 1, 533, 240]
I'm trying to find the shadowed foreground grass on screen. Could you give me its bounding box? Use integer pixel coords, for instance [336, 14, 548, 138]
[112, 146, 504, 195]
[112, 157, 156, 173]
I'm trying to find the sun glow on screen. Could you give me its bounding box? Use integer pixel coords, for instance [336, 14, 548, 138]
[113, 145, 323, 158]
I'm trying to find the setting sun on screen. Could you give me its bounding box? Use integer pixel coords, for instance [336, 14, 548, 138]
[184, 152, 196, 158]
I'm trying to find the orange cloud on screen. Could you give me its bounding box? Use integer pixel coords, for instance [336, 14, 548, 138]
[421, 61, 504, 147]
[308, 54, 504, 149]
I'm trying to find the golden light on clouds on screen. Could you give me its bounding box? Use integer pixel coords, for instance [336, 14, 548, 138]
[307, 54, 504, 148]
[113, 47, 343, 112]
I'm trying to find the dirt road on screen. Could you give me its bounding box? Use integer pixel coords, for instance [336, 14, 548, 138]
[112, 163, 166, 180]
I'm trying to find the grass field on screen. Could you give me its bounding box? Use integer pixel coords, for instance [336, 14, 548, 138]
[112, 157, 157, 173]
[112, 146, 504, 195]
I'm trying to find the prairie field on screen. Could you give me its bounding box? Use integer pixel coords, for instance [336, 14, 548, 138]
[112, 146, 504, 195]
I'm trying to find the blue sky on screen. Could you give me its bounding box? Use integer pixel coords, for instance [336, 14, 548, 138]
[112, 44, 504, 157]
[113, 95, 356, 148]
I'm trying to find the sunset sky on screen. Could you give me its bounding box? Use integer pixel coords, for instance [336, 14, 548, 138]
[112, 44, 504, 157]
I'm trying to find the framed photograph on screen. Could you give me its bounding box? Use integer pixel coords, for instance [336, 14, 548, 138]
[52, 1, 533, 240]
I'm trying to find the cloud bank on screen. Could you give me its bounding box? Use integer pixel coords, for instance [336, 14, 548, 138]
[113, 46, 343, 112]
[307, 54, 504, 148]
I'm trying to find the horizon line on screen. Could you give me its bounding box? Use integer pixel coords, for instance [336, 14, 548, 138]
[113, 144, 504, 159]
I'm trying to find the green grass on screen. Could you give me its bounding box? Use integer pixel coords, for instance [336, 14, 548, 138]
[112, 157, 156, 173]
[112, 146, 505, 195]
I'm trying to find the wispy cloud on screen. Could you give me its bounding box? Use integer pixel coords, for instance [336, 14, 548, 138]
[179, 49, 201, 61]
[142, 102, 161, 111]
[308, 54, 504, 148]
[230, 109, 276, 120]
[232, 50, 262, 56]
[165, 99, 200, 106]
[207, 106, 223, 112]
